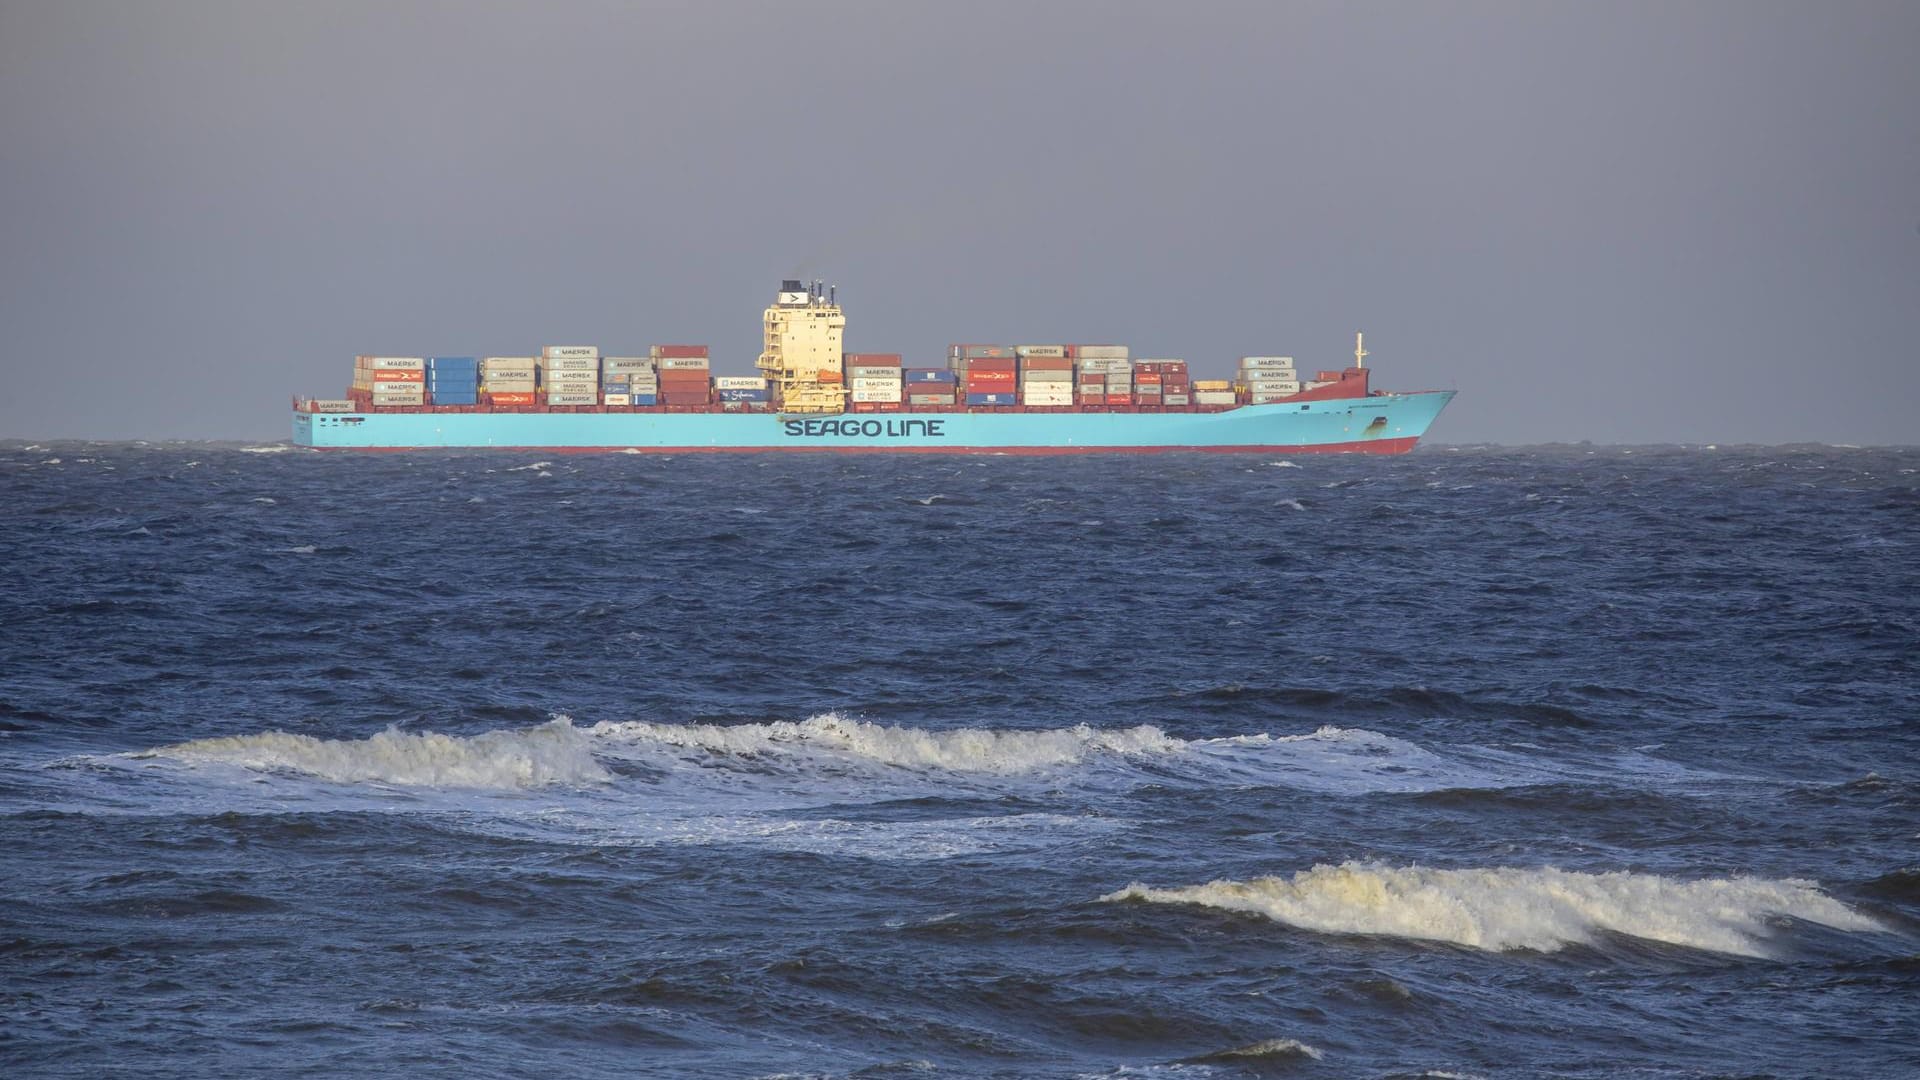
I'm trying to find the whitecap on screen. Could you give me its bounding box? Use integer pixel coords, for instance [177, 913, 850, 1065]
[237, 445, 292, 453]
[507, 461, 552, 472]
[136, 718, 609, 790]
[279, 545, 317, 555]
[1103, 862, 1886, 957]
[251, 497, 277, 504]
[589, 713, 1182, 774]
[1277, 499, 1305, 511]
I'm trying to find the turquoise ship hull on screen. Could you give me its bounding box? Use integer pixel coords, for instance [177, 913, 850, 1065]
[293, 391, 1453, 453]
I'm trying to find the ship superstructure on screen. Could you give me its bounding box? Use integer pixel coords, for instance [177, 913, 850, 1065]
[757, 280, 847, 413]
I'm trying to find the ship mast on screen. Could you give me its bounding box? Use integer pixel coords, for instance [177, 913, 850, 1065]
[1354, 332, 1367, 370]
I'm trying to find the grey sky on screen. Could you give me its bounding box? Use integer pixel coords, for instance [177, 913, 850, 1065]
[2, 0, 1915, 443]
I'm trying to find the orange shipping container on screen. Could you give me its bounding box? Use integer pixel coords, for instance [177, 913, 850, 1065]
[487, 392, 536, 405]
[372, 369, 426, 383]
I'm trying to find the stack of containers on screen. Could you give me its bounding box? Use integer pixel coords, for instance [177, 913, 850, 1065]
[481, 357, 538, 407]
[1135, 360, 1190, 408]
[539, 346, 600, 407]
[1192, 378, 1237, 406]
[1239, 356, 1301, 402]
[426, 357, 479, 407]
[845, 353, 903, 411]
[1016, 346, 1073, 408]
[1075, 346, 1131, 405]
[713, 375, 771, 411]
[654, 346, 712, 407]
[951, 344, 1017, 406]
[602, 357, 659, 407]
[903, 366, 958, 408]
[355, 356, 426, 409]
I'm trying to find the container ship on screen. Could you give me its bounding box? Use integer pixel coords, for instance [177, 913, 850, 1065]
[291, 280, 1453, 452]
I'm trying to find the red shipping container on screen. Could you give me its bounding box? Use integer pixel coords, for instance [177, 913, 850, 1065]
[966, 369, 1016, 385]
[1019, 357, 1073, 372]
[962, 357, 1017, 372]
[488, 392, 535, 405]
[1135, 372, 1163, 385]
[1106, 394, 1133, 405]
[843, 353, 903, 366]
[372, 370, 425, 383]
[1078, 394, 1106, 405]
[660, 392, 711, 406]
[654, 345, 709, 358]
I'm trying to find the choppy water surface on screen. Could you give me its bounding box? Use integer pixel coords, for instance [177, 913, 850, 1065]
[2, 442, 1916, 1078]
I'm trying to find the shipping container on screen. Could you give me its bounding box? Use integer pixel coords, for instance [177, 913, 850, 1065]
[1193, 379, 1232, 391]
[846, 366, 901, 378]
[713, 376, 768, 390]
[1014, 345, 1068, 358]
[907, 394, 954, 405]
[1075, 358, 1133, 374]
[659, 391, 711, 405]
[843, 353, 902, 366]
[966, 392, 1018, 406]
[542, 346, 598, 359]
[966, 370, 1016, 385]
[602, 357, 657, 373]
[311, 399, 355, 413]
[658, 357, 711, 370]
[651, 345, 709, 358]
[850, 388, 901, 403]
[960, 356, 1016, 372]
[1019, 356, 1073, 372]
[372, 369, 425, 383]
[904, 369, 956, 383]
[629, 394, 658, 406]
[1194, 390, 1237, 405]
[1247, 380, 1301, 394]
[603, 393, 631, 406]
[716, 388, 770, 402]
[1021, 370, 1073, 383]
[1074, 345, 1129, 360]
[849, 376, 902, 391]
[1163, 394, 1191, 406]
[1239, 357, 1295, 370]
[488, 392, 537, 406]
[545, 392, 598, 405]
[1023, 392, 1073, 406]
[952, 344, 1014, 359]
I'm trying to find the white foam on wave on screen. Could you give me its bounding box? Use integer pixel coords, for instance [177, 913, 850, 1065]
[589, 713, 1182, 773]
[140, 718, 609, 790]
[1104, 862, 1886, 957]
[236, 445, 292, 453]
[506, 460, 552, 472]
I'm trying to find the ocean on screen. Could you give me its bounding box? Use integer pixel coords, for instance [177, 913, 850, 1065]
[1, 441, 1915, 1079]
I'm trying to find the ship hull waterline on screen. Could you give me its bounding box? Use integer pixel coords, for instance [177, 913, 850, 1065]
[293, 391, 1453, 453]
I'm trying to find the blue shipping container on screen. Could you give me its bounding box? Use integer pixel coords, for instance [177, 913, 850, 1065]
[715, 388, 770, 402]
[966, 393, 1018, 406]
[427, 357, 480, 372]
[629, 394, 658, 406]
[429, 392, 479, 405]
[904, 369, 957, 383]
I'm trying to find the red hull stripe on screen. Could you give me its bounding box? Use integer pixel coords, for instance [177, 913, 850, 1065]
[313, 436, 1422, 456]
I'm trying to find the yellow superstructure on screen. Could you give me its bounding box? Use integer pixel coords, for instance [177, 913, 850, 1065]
[757, 279, 847, 413]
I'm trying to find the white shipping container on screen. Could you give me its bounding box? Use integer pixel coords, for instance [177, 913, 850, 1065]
[1246, 380, 1301, 394]
[1023, 392, 1074, 406]
[850, 388, 901, 403]
[482, 356, 537, 366]
[1163, 394, 1191, 405]
[370, 392, 424, 404]
[1015, 345, 1068, 358]
[1194, 390, 1238, 405]
[542, 345, 598, 359]
[546, 392, 598, 405]
[846, 365, 900, 378]
[368, 357, 426, 370]
[1239, 356, 1295, 370]
[1075, 345, 1129, 360]
[849, 377, 902, 391]
[482, 378, 537, 390]
[602, 359, 657, 373]
[602, 393, 631, 406]
[1075, 358, 1133, 373]
[1134, 358, 1187, 365]
[311, 399, 355, 413]
[540, 357, 598, 372]
[1021, 370, 1073, 383]
[658, 357, 710, 370]
[713, 376, 768, 390]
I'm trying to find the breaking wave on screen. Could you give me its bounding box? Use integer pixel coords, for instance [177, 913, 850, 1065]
[588, 713, 1181, 773]
[140, 719, 610, 789]
[1103, 862, 1887, 957]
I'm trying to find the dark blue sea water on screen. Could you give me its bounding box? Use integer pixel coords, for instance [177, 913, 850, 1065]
[2, 441, 1917, 1079]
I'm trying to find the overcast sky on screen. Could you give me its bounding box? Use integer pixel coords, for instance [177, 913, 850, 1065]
[1, 1, 1914, 443]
